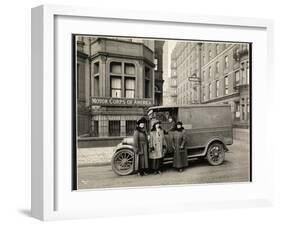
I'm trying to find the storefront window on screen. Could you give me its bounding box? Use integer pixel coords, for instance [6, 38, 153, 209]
[126, 120, 136, 136]
[109, 121, 120, 136]
[92, 120, 99, 137]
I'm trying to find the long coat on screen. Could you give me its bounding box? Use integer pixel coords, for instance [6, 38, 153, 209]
[172, 128, 188, 168]
[133, 127, 149, 169]
[149, 129, 167, 159]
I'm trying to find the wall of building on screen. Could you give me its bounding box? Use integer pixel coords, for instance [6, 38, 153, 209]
[170, 41, 250, 128]
[76, 36, 164, 137]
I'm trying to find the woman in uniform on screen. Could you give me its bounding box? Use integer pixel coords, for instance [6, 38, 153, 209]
[172, 121, 188, 172]
[133, 117, 149, 176]
[149, 120, 167, 174]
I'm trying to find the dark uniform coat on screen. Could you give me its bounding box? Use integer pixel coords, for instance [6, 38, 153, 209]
[133, 127, 149, 170]
[172, 127, 188, 169]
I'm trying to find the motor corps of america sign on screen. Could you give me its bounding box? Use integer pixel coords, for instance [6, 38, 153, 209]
[91, 97, 153, 107]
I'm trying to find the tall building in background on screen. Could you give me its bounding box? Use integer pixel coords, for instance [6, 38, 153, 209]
[76, 37, 164, 137]
[170, 41, 250, 128]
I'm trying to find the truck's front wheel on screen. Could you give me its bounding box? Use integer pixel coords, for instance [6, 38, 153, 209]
[112, 149, 135, 176]
[206, 142, 225, 166]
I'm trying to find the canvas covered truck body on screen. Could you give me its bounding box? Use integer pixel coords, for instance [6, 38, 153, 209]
[111, 104, 233, 176]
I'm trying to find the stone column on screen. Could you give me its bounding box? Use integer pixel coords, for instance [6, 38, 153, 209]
[138, 60, 144, 98]
[100, 56, 107, 97]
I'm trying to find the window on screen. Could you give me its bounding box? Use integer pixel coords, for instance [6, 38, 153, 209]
[202, 71, 205, 81]
[126, 120, 136, 136]
[110, 77, 122, 98]
[216, 80, 219, 97]
[202, 55, 205, 65]
[209, 49, 212, 59]
[203, 86, 206, 101]
[94, 76, 99, 96]
[216, 61, 220, 73]
[209, 83, 212, 99]
[209, 66, 212, 79]
[77, 63, 85, 99]
[247, 98, 250, 121]
[154, 59, 158, 71]
[92, 120, 99, 137]
[241, 62, 247, 84]
[110, 62, 122, 74]
[145, 67, 151, 98]
[235, 71, 240, 86]
[109, 121, 120, 136]
[124, 63, 135, 75]
[241, 105, 245, 120]
[93, 62, 99, 74]
[224, 56, 229, 68]
[216, 44, 219, 55]
[224, 76, 229, 95]
[246, 61, 250, 84]
[235, 102, 240, 119]
[125, 77, 135, 98]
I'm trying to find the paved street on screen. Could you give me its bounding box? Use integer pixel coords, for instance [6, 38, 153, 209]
[77, 138, 250, 190]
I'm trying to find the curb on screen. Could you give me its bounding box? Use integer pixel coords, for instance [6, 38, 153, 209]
[78, 161, 111, 168]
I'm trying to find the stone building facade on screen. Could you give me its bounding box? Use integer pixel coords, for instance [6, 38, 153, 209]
[76, 36, 164, 137]
[170, 41, 250, 128]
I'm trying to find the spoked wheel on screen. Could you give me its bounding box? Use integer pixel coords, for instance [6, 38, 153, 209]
[206, 142, 225, 166]
[111, 149, 135, 176]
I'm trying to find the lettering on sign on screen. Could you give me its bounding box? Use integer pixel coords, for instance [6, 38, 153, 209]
[91, 97, 153, 107]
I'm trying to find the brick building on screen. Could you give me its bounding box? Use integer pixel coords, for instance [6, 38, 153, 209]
[76, 36, 164, 137]
[170, 41, 250, 128]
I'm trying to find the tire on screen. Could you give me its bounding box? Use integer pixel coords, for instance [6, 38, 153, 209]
[206, 142, 225, 166]
[111, 149, 135, 176]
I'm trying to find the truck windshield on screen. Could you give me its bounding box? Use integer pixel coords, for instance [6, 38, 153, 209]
[148, 108, 178, 131]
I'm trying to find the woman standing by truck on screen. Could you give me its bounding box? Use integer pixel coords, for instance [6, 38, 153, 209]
[172, 121, 188, 172]
[133, 117, 149, 176]
[149, 120, 167, 174]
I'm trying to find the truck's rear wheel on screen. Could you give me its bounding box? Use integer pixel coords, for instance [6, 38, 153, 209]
[112, 149, 135, 176]
[206, 142, 225, 166]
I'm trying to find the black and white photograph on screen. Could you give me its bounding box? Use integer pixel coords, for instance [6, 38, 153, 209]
[74, 35, 251, 190]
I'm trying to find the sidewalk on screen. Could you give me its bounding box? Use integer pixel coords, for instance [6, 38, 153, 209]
[78, 130, 250, 167]
[77, 146, 115, 167]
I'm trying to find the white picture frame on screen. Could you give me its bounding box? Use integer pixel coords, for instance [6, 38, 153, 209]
[31, 4, 274, 221]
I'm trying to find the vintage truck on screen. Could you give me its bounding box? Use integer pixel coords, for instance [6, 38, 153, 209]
[111, 104, 233, 176]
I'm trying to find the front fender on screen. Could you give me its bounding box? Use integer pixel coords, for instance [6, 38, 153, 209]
[114, 144, 136, 153]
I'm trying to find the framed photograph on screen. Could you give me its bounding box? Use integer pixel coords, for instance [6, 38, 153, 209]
[31, 4, 274, 221]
